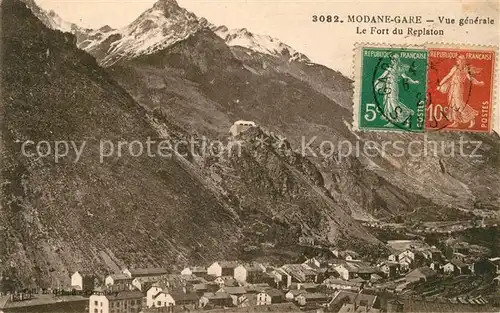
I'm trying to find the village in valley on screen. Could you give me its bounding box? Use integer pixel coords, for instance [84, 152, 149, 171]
[1, 233, 500, 313]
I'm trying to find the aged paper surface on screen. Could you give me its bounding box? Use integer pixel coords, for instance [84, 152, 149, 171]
[1, 0, 500, 312]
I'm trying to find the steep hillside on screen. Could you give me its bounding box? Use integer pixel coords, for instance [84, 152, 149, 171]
[0, 0, 380, 288]
[0, 0, 240, 286]
[1, 0, 244, 288]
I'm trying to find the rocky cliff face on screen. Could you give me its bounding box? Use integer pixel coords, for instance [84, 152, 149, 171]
[0, 0, 381, 288]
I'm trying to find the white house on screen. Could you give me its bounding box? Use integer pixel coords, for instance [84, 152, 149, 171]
[256, 289, 283, 305]
[71, 271, 83, 290]
[234, 264, 264, 283]
[429, 262, 441, 272]
[234, 265, 249, 283]
[388, 254, 398, 262]
[334, 264, 351, 281]
[207, 261, 239, 277]
[398, 255, 413, 271]
[71, 271, 95, 291]
[89, 293, 109, 313]
[270, 268, 292, 288]
[443, 262, 456, 274]
[146, 285, 163, 308]
[153, 291, 176, 308]
[207, 262, 223, 277]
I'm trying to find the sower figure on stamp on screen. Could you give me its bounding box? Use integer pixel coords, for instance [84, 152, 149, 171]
[374, 54, 419, 127]
[437, 55, 484, 128]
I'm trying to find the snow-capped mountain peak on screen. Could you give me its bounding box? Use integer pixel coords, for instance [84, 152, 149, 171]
[21, 0, 79, 33]
[212, 26, 310, 63]
[27, 0, 310, 67]
[79, 0, 203, 66]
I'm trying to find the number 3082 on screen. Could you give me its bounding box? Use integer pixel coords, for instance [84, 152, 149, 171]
[312, 15, 340, 23]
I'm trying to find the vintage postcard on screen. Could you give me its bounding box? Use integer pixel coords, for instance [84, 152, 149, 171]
[1, 0, 499, 313]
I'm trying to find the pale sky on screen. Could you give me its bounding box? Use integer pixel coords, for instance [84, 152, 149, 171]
[36, 0, 500, 132]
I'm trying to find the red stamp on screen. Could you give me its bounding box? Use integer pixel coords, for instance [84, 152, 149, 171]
[426, 47, 496, 133]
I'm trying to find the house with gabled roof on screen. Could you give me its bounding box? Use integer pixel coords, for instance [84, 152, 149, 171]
[398, 255, 413, 272]
[123, 267, 168, 279]
[105, 273, 133, 286]
[180, 266, 207, 277]
[152, 291, 175, 308]
[285, 289, 306, 301]
[146, 285, 163, 308]
[405, 267, 437, 283]
[296, 292, 330, 306]
[170, 289, 199, 309]
[378, 261, 400, 278]
[71, 271, 97, 292]
[388, 253, 398, 262]
[302, 257, 330, 269]
[207, 261, 239, 277]
[280, 264, 316, 283]
[256, 289, 284, 305]
[234, 264, 265, 283]
[451, 260, 469, 274]
[132, 276, 163, 292]
[217, 286, 247, 306]
[270, 268, 292, 288]
[199, 292, 233, 308]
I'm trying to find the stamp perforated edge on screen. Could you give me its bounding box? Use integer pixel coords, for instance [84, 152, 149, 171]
[351, 42, 427, 133]
[352, 42, 498, 134]
[425, 42, 498, 134]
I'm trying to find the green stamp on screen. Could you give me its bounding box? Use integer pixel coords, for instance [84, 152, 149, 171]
[356, 47, 428, 132]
